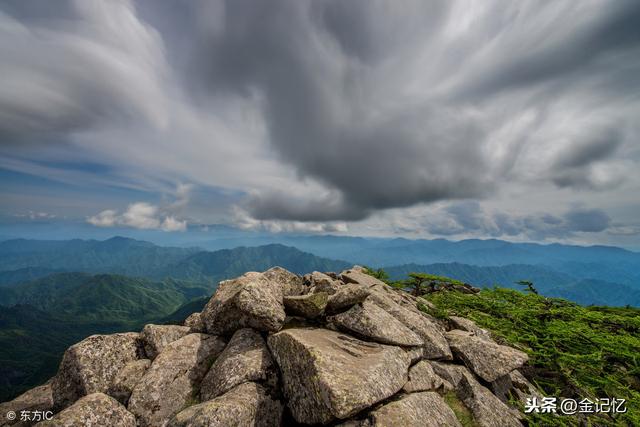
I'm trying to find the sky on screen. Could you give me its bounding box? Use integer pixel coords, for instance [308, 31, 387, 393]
[1, 0, 639, 248]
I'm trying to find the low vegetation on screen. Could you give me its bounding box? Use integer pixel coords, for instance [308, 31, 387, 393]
[424, 287, 640, 426]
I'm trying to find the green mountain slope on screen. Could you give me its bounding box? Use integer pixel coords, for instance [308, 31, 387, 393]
[0, 273, 212, 323]
[164, 244, 350, 283]
[423, 288, 640, 426]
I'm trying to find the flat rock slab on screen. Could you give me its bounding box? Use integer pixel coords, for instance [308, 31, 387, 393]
[268, 327, 410, 425]
[201, 272, 286, 335]
[39, 393, 135, 427]
[284, 292, 328, 318]
[368, 392, 462, 427]
[328, 300, 423, 346]
[51, 332, 144, 410]
[107, 359, 151, 405]
[141, 324, 191, 359]
[200, 328, 275, 401]
[445, 330, 528, 382]
[168, 382, 282, 427]
[402, 361, 447, 393]
[128, 333, 226, 427]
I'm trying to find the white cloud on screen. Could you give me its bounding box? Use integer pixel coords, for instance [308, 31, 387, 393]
[87, 202, 187, 232]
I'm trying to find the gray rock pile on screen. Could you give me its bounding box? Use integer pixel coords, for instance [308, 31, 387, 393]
[1, 266, 537, 427]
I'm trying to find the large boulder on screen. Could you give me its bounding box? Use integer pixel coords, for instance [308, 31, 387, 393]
[128, 333, 226, 427]
[325, 284, 370, 313]
[449, 316, 491, 341]
[327, 300, 423, 346]
[141, 324, 191, 359]
[283, 292, 328, 318]
[305, 271, 341, 295]
[200, 328, 275, 401]
[457, 374, 523, 427]
[263, 266, 306, 296]
[0, 384, 53, 426]
[445, 330, 529, 382]
[107, 359, 151, 405]
[368, 392, 462, 427]
[490, 370, 542, 405]
[201, 272, 286, 335]
[183, 312, 205, 333]
[39, 393, 135, 427]
[268, 327, 410, 425]
[402, 361, 447, 393]
[51, 333, 144, 410]
[168, 382, 282, 427]
[369, 294, 452, 360]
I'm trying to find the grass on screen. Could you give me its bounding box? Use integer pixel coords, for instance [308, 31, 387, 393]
[423, 287, 640, 426]
[444, 390, 478, 426]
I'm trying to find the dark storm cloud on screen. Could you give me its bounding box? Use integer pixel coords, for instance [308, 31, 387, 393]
[189, 0, 640, 222]
[0, 0, 168, 141]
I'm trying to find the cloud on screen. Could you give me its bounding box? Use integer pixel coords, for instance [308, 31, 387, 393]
[232, 206, 348, 234]
[87, 202, 187, 232]
[417, 202, 611, 240]
[1, 1, 639, 244]
[191, 0, 640, 221]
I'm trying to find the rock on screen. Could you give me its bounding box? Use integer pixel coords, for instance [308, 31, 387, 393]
[445, 330, 529, 382]
[268, 327, 410, 425]
[39, 393, 135, 427]
[449, 316, 491, 341]
[457, 374, 523, 427]
[200, 328, 275, 401]
[183, 312, 205, 333]
[368, 392, 462, 427]
[402, 361, 447, 393]
[325, 284, 370, 313]
[263, 266, 306, 296]
[328, 300, 423, 346]
[141, 324, 191, 359]
[339, 267, 386, 288]
[283, 292, 328, 318]
[404, 346, 425, 364]
[369, 294, 452, 360]
[305, 271, 341, 295]
[0, 384, 52, 426]
[168, 382, 282, 427]
[51, 333, 144, 410]
[201, 272, 286, 335]
[128, 333, 226, 427]
[491, 370, 542, 405]
[107, 359, 151, 405]
[430, 362, 471, 388]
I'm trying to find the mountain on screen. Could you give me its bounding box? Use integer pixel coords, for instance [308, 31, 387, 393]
[0, 267, 63, 287]
[0, 273, 213, 323]
[384, 262, 640, 307]
[0, 237, 200, 278]
[164, 244, 351, 283]
[200, 235, 640, 286]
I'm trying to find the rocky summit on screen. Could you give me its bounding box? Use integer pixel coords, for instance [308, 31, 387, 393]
[1, 266, 536, 427]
